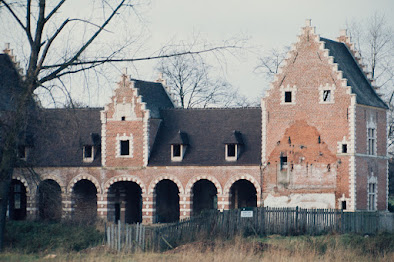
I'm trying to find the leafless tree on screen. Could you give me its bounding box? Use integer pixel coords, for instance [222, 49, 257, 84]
[0, 0, 243, 250]
[347, 13, 394, 153]
[255, 46, 290, 82]
[157, 49, 252, 108]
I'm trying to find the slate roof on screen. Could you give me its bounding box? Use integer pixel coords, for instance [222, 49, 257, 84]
[133, 79, 175, 118]
[24, 108, 102, 167]
[321, 38, 388, 109]
[0, 54, 23, 111]
[148, 108, 261, 166]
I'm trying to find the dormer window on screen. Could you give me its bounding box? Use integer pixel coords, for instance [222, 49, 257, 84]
[170, 131, 189, 162]
[17, 145, 27, 160]
[224, 131, 243, 162]
[83, 145, 94, 162]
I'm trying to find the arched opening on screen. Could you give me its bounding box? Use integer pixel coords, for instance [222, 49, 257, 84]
[38, 179, 62, 221]
[155, 179, 179, 223]
[230, 179, 257, 209]
[108, 181, 142, 224]
[72, 179, 97, 223]
[8, 180, 27, 220]
[192, 179, 217, 216]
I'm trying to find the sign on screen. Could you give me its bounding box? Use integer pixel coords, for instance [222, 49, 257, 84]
[240, 207, 253, 218]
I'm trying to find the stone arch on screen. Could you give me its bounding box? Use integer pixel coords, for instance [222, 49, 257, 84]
[104, 175, 146, 194]
[68, 174, 102, 195]
[40, 174, 66, 193]
[185, 175, 222, 195]
[11, 175, 31, 194]
[223, 174, 261, 196]
[148, 175, 184, 195]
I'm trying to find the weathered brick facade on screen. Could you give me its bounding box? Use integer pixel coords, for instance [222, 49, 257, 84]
[6, 20, 389, 224]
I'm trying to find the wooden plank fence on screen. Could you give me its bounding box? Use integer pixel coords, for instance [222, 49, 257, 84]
[105, 207, 394, 252]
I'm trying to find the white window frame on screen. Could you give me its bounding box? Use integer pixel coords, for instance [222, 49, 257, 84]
[225, 144, 238, 161]
[367, 127, 376, 155]
[280, 85, 297, 105]
[367, 175, 377, 211]
[17, 145, 28, 160]
[116, 133, 133, 158]
[83, 145, 94, 163]
[171, 144, 185, 162]
[318, 84, 335, 104]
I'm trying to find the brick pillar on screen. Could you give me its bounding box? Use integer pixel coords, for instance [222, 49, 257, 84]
[62, 190, 71, 219]
[217, 193, 231, 211]
[97, 193, 107, 220]
[106, 193, 115, 222]
[26, 193, 37, 220]
[179, 193, 192, 220]
[142, 193, 154, 223]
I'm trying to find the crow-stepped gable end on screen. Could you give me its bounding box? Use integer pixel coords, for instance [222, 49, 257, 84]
[3, 21, 389, 224]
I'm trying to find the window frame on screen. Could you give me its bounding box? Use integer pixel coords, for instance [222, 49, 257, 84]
[367, 127, 376, 155]
[171, 144, 185, 162]
[83, 145, 94, 162]
[225, 143, 238, 161]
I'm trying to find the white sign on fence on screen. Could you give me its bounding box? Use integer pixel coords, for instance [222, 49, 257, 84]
[241, 210, 253, 218]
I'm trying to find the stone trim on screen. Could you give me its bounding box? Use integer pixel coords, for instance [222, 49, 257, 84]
[104, 175, 146, 194]
[148, 175, 184, 195]
[261, 99, 267, 163]
[185, 175, 223, 195]
[223, 174, 261, 206]
[39, 174, 66, 193]
[11, 175, 31, 194]
[318, 83, 336, 104]
[116, 133, 134, 158]
[349, 95, 357, 211]
[67, 174, 102, 194]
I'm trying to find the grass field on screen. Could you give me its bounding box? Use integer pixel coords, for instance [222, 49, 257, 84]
[1, 221, 393, 261]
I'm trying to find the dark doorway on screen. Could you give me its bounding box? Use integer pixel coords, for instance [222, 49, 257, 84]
[9, 180, 27, 220]
[108, 181, 142, 224]
[38, 179, 62, 221]
[230, 179, 257, 209]
[192, 179, 217, 216]
[72, 179, 97, 223]
[155, 179, 179, 223]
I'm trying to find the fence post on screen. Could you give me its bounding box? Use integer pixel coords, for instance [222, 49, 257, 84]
[118, 220, 121, 252]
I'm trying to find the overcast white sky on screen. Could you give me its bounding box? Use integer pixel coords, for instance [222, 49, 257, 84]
[2, 0, 394, 107]
[124, 0, 394, 106]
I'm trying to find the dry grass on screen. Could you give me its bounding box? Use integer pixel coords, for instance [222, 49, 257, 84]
[1, 234, 393, 262]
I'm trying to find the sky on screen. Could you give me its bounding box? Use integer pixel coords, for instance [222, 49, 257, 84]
[1, 0, 394, 107]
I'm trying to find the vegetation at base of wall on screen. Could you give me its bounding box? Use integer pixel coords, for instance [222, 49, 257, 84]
[0, 234, 393, 262]
[388, 196, 394, 212]
[4, 220, 104, 253]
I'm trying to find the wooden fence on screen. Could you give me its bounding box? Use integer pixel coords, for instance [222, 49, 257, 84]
[105, 207, 394, 252]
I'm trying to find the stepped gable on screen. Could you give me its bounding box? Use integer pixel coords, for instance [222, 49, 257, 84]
[321, 37, 388, 109]
[132, 79, 174, 118]
[148, 107, 261, 166]
[26, 108, 102, 167]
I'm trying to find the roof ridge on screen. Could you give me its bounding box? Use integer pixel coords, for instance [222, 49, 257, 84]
[161, 107, 261, 111]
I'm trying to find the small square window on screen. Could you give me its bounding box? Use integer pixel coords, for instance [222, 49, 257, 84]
[284, 91, 292, 103]
[323, 90, 331, 102]
[342, 144, 347, 153]
[280, 155, 288, 169]
[121, 116, 126, 121]
[172, 144, 181, 157]
[84, 145, 93, 158]
[18, 145, 26, 159]
[120, 140, 130, 155]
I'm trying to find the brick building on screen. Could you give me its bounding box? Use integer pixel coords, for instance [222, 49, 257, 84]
[3, 20, 389, 224]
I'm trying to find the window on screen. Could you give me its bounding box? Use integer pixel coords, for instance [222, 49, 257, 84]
[342, 144, 347, 153]
[284, 91, 292, 103]
[14, 184, 21, 209]
[323, 90, 331, 102]
[120, 140, 130, 156]
[280, 154, 288, 170]
[225, 144, 238, 161]
[171, 144, 184, 161]
[121, 116, 126, 121]
[83, 145, 94, 162]
[368, 182, 376, 211]
[341, 200, 347, 210]
[172, 144, 181, 157]
[367, 128, 376, 155]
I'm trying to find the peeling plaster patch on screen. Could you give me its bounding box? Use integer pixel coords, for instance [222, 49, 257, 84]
[264, 193, 335, 209]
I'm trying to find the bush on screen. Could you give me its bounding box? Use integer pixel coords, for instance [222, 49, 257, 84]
[4, 220, 104, 253]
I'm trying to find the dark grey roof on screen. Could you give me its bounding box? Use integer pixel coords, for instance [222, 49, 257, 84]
[24, 108, 102, 167]
[321, 38, 388, 109]
[0, 54, 23, 111]
[169, 131, 189, 145]
[148, 108, 261, 166]
[223, 130, 244, 144]
[133, 80, 175, 118]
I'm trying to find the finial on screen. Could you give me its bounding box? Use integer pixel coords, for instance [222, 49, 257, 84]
[305, 19, 312, 27]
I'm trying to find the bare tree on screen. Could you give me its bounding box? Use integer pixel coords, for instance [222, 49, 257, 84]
[0, 0, 243, 250]
[255, 46, 290, 82]
[157, 49, 251, 108]
[347, 13, 394, 153]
